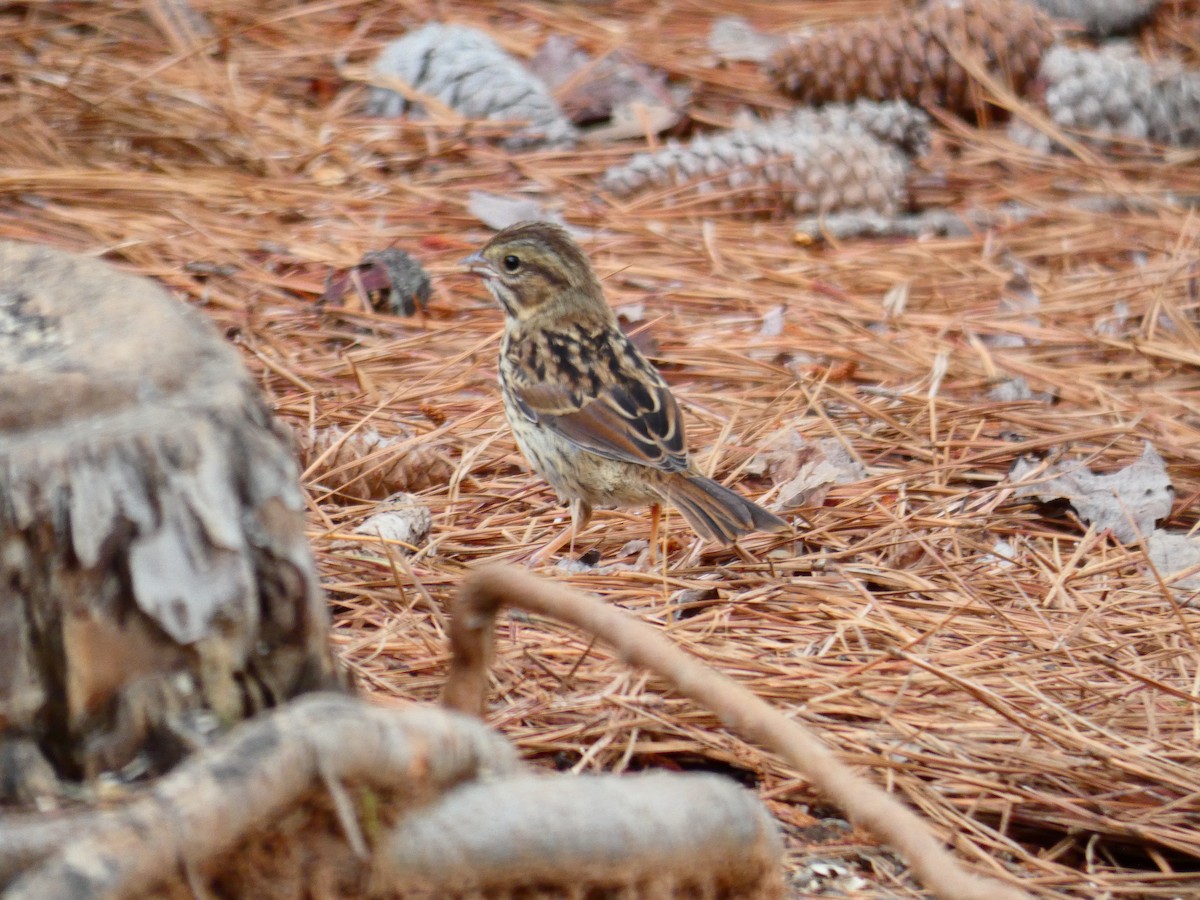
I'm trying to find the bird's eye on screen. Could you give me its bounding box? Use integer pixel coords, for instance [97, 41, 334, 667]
[502, 255, 520, 273]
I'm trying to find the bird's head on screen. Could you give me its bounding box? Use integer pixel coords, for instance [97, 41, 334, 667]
[461, 221, 608, 324]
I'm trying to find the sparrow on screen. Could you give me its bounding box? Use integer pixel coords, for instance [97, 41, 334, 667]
[462, 221, 789, 559]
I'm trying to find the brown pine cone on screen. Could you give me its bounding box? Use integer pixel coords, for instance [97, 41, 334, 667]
[296, 424, 455, 501]
[768, 0, 1055, 118]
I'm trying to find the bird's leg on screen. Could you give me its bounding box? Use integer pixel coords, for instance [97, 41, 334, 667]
[529, 499, 592, 566]
[571, 498, 593, 556]
[647, 502, 661, 564]
[569, 498, 581, 557]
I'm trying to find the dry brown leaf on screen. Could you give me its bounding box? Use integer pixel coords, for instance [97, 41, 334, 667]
[1010, 442, 1173, 543]
[748, 429, 865, 510]
[708, 16, 785, 64]
[467, 191, 566, 232]
[1145, 530, 1200, 604]
[529, 34, 685, 133]
[581, 100, 682, 144]
[346, 493, 433, 552]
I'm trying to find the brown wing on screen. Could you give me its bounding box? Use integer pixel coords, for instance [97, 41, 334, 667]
[505, 326, 689, 474]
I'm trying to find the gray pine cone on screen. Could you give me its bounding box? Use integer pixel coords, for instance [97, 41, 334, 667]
[1011, 45, 1200, 149]
[780, 99, 932, 157]
[1031, 0, 1160, 36]
[367, 23, 577, 149]
[600, 107, 918, 218]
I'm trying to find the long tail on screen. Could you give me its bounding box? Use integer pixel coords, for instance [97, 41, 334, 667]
[661, 472, 791, 545]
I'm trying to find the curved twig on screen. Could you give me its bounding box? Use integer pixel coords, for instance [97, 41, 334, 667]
[442, 562, 1033, 900]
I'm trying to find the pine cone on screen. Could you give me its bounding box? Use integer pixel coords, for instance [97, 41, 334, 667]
[297, 425, 455, 501]
[768, 0, 1055, 117]
[1032, 0, 1160, 36]
[367, 23, 577, 149]
[600, 114, 913, 218]
[321, 248, 431, 317]
[1011, 45, 1200, 148]
[780, 99, 932, 156]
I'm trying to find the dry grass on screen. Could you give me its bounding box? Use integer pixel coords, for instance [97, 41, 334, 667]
[2, 1, 1199, 896]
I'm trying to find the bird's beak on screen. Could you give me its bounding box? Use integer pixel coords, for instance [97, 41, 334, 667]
[459, 252, 493, 278]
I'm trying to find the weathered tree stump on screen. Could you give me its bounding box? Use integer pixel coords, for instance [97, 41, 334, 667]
[0, 241, 341, 801]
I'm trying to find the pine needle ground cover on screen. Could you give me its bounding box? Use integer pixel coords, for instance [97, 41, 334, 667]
[1, 1, 1198, 896]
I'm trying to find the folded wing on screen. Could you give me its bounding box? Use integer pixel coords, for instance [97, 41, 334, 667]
[507, 330, 689, 474]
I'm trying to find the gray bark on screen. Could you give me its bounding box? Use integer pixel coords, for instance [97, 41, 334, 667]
[0, 241, 341, 799]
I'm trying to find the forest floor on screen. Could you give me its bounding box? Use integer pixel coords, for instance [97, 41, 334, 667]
[1, 1, 1199, 896]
